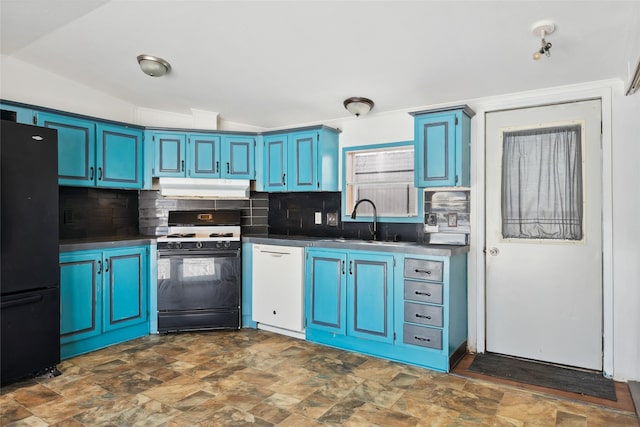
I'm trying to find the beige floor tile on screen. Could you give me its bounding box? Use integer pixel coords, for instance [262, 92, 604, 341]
[1, 330, 636, 427]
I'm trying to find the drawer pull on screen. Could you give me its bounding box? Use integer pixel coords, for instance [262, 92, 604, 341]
[415, 291, 432, 297]
[416, 314, 432, 320]
[415, 269, 431, 275]
[415, 336, 431, 342]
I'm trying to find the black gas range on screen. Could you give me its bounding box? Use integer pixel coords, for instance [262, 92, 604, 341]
[156, 210, 242, 332]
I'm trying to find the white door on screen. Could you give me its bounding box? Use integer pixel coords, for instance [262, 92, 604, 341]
[485, 100, 602, 370]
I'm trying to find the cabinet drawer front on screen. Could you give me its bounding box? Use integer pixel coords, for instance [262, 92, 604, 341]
[403, 324, 442, 350]
[404, 258, 443, 282]
[404, 302, 443, 327]
[404, 280, 443, 304]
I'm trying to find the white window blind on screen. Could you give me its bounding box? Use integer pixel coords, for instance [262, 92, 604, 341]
[345, 146, 417, 217]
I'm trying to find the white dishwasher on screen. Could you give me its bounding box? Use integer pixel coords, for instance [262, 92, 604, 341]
[252, 244, 305, 337]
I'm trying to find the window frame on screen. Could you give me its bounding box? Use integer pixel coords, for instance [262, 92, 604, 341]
[341, 141, 424, 223]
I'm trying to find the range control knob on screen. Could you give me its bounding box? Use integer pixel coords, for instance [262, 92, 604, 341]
[175, 242, 182, 250]
[196, 241, 203, 249]
[224, 241, 231, 248]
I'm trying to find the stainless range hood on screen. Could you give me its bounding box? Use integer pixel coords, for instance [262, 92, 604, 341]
[157, 178, 250, 199]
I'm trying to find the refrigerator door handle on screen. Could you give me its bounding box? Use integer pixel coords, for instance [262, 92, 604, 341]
[1, 294, 43, 309]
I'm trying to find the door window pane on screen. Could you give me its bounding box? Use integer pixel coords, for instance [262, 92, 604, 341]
[501, 125, 583, 240]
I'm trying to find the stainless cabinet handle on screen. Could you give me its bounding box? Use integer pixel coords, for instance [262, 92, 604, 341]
[416, 313, 432, 320]
[414, 336, 431, 342]
[415, 291, 432, 296]
[415, 269, 431, 275]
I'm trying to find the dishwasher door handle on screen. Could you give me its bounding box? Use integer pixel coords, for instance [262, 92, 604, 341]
[260, 250, 291, 257]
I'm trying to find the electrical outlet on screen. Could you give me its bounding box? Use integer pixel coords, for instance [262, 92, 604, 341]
[326, 212, 338, 226]
[447, 212, 458, 227]
[314, 211, 322, 225]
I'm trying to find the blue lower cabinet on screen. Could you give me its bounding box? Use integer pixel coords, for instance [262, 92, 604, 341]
[306, 250, 347, 335]
[59, 246, 149, 359]
[60, 252, 102, 345]
[305, 249, 394, 346]
[305, 247, 467, 373]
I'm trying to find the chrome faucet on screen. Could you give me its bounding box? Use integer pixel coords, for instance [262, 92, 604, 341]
[351, 198, 377, 241]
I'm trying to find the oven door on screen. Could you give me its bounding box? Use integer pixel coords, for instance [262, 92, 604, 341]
[157, 248, 240, 331]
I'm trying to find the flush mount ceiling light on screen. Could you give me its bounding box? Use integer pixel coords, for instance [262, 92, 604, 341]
[137, 54, 171, 77]
[344, 97, 374, 117]
[531, 21, 555, 61]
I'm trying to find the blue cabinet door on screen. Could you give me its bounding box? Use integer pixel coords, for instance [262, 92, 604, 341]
[347, 253, 394, 344]
[222, 135, 255, 179]
[288, 130, 317, 191]
[37, 112, 96, 186]
[103, 247, 148, 333]
[306, 249, 347, 335]
[59, 252, 102, 345]
[96, 123, 143, 189]
[264, 134, 288, 191]
[413, 107, 473, 188]
[414, 112, 457, 187]
[0, 103, 33, 124]
[153, 132, 186, 177]
[189, 134, 221, 178]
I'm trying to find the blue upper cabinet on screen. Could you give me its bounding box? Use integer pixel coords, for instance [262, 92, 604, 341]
[264, 134, 288, 191]
[37, 112, 96, 187]
[411, 105, 474, 188]
[36, 111, 144, 189]
[153, 132, 187, 177]
[222, 135, 255, 179]
[262, 126, 340, 192]
[152, 131, 255, 179]
[96, 123, 143, 189]
[288, 130, 316, 191]
[0, 102, 34, 124]
[189, 133, 221, 178]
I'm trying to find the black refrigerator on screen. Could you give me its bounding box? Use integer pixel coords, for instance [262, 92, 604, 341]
[1, 120, 60, 385]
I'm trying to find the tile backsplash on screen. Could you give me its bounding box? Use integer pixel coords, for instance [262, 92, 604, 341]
[59, 187, 139, 239]
[138, 191, 269, 237]
[269, 192, 426, 243]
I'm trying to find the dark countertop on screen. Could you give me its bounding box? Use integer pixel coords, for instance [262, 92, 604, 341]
[59, 235, 157, 252]
[242, 235, 469, 257]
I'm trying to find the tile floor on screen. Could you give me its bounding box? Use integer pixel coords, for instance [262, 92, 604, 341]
[1, 329, 638, 426]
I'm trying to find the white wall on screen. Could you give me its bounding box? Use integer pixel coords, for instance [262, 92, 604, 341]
[1, 56, 136, 123]
[3, 56, 638, 380]
[611, 92, 640, 381]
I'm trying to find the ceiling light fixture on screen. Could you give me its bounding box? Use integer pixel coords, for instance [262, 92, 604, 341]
[343, 97, 374, 117]
[137, 54, 171, 77]
[531, 21, 555, 61]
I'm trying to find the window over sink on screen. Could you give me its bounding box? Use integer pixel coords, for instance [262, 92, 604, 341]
[343, 141, 422, 222]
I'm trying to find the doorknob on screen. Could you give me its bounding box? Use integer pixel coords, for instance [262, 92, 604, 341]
[488, 247, 499, 256]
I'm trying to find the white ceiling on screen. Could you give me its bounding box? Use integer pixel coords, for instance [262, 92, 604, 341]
[1, 1, 638, 129]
